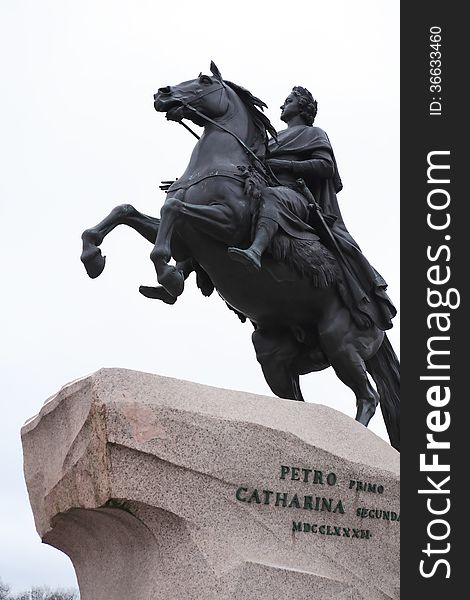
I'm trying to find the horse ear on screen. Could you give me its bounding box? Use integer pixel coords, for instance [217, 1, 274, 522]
[210, 61, 223, 82]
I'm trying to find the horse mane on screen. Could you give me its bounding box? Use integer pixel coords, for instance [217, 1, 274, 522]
[225, 80, 277, 154]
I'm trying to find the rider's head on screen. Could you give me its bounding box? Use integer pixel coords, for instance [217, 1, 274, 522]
[291, 86, 318, 126]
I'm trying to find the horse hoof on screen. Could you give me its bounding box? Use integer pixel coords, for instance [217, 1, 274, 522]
[139, 285, 177, 304]
[159, 269, 185, 297]
[81, 248, 106, 278]
[355, 399, 378, 428]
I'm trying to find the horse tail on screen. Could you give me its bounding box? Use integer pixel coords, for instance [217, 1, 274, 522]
[366, 334, 400, 451]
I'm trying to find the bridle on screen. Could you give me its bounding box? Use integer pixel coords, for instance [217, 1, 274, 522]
[168, 79, 281, 186]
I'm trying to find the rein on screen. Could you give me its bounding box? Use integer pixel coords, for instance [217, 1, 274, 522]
[172, 84, 281, 186]
[181, 102, 265, 170]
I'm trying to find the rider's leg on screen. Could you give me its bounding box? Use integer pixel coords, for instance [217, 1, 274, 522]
[227, 187, 284, 270]
[228, 217, 278, 270]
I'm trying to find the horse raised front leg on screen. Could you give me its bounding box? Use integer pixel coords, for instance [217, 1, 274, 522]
[151, 194, 240, 297]
[139, 258, 196, 304]
[150, 195, 186, 297]
[81, 204, 159, 278]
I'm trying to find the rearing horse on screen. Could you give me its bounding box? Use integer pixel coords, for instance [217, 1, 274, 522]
[81, 63, 400, 450]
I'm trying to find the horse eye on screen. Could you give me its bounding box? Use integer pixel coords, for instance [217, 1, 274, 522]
[199, 75, 212, 84]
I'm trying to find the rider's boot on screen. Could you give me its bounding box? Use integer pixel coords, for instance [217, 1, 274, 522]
[228, 218, 278, 271]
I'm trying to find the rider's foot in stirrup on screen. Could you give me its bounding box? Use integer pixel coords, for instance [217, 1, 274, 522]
[227, 247, 262, 271]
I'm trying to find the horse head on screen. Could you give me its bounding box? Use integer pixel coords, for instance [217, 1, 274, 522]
[154, 62, 277, 151]
[154, 62, 231, 126]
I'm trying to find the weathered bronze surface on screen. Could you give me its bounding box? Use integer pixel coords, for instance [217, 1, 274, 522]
[81, 63, 399, 449]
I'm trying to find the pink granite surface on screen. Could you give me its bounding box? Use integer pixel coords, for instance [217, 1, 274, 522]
[22, 368, 399, 599]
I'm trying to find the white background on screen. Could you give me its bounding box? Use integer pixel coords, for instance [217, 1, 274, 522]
[0, 0, 399, 592]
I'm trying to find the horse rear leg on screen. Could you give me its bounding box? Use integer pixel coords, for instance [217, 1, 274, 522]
[318, 298, 382, 427]
[81, 204, 159, 278]
[329, 347, 379, 426]
[252, 328, 304, 401]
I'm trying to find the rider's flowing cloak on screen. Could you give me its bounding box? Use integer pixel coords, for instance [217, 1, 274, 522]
[265, 125, 397, 331]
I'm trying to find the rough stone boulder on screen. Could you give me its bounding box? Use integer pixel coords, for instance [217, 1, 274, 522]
[22, 368, 399, 599]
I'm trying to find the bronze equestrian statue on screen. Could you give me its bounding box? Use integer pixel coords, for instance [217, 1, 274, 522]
[81, 63, 400, 450]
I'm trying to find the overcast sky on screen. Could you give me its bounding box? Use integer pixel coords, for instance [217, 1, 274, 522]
[0, 0, 399, 592]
